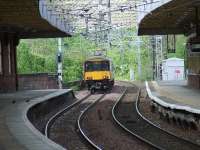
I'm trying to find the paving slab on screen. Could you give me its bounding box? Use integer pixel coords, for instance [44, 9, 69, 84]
[0, 89, 68, 150]
[146, 80, 200, 114]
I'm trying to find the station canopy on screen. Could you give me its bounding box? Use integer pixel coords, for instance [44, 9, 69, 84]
[138, 0, 200, 36]
[0, 0, 73, 38]
[39, 0, 142, 34]
[0, 0, 149, 39]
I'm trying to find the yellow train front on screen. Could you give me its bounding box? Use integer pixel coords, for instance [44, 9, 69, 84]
[83, 56, 114, 93]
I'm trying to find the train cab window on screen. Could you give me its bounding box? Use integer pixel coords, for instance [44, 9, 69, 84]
[85, 61, 109, 71]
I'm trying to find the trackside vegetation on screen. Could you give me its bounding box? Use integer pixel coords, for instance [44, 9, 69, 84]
[17, 29, 186, 82]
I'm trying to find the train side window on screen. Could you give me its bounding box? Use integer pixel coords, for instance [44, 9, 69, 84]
[191, 43, 200, 52]
[0, 41, 2, 74]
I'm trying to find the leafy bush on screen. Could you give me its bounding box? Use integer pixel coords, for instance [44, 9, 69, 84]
[17, 29, 185, 82]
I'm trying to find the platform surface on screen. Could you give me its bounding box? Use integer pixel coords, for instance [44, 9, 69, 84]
[147, 80, 200, 114]
[0, 90, 67, 150]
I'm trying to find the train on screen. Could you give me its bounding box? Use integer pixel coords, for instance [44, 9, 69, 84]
[83, 56, 114, 93]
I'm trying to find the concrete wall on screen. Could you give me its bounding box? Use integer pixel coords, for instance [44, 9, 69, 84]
[18, 73, 59, 90]
[27, 90, 75, 134]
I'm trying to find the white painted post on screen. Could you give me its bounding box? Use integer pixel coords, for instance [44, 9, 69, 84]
[137, 36, 142, 80]
[57, 38, 63, 89]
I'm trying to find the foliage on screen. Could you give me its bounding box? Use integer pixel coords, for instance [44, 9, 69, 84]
[17, 41, 48, 73]
[167, 35, 186, 59]
[17, 29, 185, 82]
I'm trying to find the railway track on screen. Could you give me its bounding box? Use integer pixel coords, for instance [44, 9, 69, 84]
[113, 84, 200, 150]
[45, 92, 105, 149]
[77, 94, 105, 150]
[112, 88, 160, 149]
[45, 82, 199, 150]
[79, 84, 151, 150]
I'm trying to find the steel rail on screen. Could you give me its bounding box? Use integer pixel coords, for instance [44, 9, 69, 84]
[112, 87, 163, 150]
[112, 81, 200, 150]
[45, 93, 91, 137]
[136, 90, 200, 148]
[77, 93, 106, 150]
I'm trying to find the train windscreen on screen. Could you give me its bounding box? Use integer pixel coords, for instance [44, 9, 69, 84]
[85, 61, 109, 71]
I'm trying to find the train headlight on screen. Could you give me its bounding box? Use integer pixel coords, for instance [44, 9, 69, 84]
[103, 75, 109, 79]
[87, 77, 92, 80]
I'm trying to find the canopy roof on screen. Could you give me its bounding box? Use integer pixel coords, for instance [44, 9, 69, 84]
[138, 0, 200, 35]
[0, 0, 71, 38]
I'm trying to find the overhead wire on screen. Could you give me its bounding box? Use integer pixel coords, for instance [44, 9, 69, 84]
[45, 0, 160, 34]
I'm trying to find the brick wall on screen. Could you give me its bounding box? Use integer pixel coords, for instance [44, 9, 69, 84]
[188, 74, 200, 89]
[18, 73, 59, 90]
[0, 75, 17, 92]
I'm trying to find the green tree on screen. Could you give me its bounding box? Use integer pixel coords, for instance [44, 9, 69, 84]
[17, 28, 163, 82]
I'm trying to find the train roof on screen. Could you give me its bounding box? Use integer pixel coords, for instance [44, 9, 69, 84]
[85, 56, 111, 62]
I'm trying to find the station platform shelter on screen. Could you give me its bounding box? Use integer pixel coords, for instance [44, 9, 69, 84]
[137, 0, 200, 116]
[0, 1, 73, 149]
[0, 0, 72, 92]
[137, 0, 200, 89]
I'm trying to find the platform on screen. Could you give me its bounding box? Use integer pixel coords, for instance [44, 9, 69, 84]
[146, 80, 200, 114]
[0, 89, 68, 150]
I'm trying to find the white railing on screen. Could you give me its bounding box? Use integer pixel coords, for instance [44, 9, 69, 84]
[137, 0, 172, 24]
[39, 0, 74, 35]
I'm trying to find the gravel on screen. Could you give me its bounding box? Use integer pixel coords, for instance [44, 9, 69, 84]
[138, 83, 200, 146]
[74, 89, 90, 100]
[49, 93, 102, 149]
[81, 82, 151, 150]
